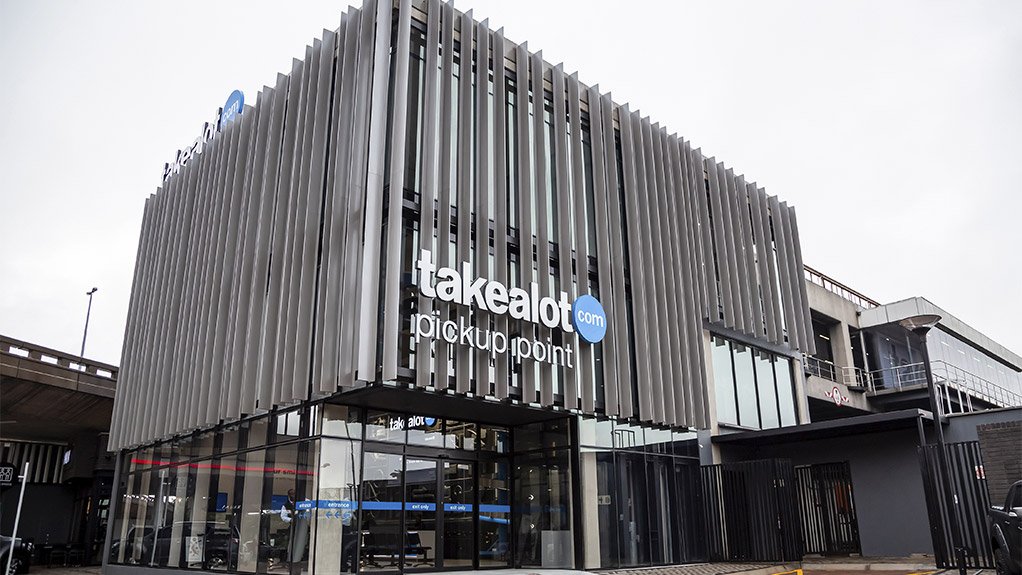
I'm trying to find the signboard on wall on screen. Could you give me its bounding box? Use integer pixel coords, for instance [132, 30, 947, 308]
[410, 249, 608, 370]
[162, 90, 245, 182]
[0, 462, 15, 488]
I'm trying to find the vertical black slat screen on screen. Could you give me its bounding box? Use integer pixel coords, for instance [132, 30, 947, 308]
[918, 441, 995, 569]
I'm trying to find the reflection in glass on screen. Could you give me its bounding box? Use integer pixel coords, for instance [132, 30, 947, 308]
[365, 411, 406, 443]
[320, 404, 362, 440]
[479, 425, 510, 453]
[360, 452, 404, 572]
[315, 439, 361, 574]
[405, 459, 438, 568]
[261, 442, 313, 575]
[514, 449, 572, 568]
[207, 456, 238, 571]
[479, 460, 512, 567]
[185, 459, 212, 569]
[617, 452, 649, 566]
[775, 358, 797, 426]
[236, 449, 265, 573]
[164, 463, 190, 568]
[734, 343, 759, 428]
[712, 337, 737, 425]
[755, 350, 780, 429]
[444, 420, 477, 450]
[578, 418, 614, 448]
[442, 461, 475, 567]
[647, 456, 674, 564]
[407, 416, 444, 447]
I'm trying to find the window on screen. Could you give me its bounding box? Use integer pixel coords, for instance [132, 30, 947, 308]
[712, 334, 798, 430]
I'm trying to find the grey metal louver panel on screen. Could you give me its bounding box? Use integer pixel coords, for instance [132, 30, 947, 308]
[413, 0, 441, 390]
[382, 0, 412, 382]
[433, 0, 455, 392]
[492, 26, 510, 400]
[586, 86, 619, 417]
[473, 17, 491, 397]
[454, 9, 474, 396]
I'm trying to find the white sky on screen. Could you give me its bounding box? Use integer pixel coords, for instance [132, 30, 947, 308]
[1, 0, 1020, 366]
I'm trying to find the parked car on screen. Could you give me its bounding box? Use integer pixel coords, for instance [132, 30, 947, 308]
[110, 522, 242, 569]
[0, 535, 33, 575]
[989, 480, 1022, 575]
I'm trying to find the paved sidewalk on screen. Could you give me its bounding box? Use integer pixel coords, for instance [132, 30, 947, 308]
[27, 567, 101, 575]
[802, 556, 938, 572]
[599, 562, 799, 575]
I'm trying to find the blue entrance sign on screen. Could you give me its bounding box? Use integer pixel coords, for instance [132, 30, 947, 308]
[319, 500, 355, 510]
[572, 294, 607, 344]
[362, 500, 403, 510]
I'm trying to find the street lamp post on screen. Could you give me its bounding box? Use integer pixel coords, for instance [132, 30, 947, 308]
[900, 314, 967, 575]
[80, 287, 98, 365]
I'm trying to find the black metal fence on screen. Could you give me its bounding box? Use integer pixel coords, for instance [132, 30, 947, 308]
[701, 458, 803, 562]
[795, 462, 862, 555]
[919, 441, 995, 569]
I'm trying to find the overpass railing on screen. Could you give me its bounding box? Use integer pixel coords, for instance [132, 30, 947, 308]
[1, 334, 118, 394]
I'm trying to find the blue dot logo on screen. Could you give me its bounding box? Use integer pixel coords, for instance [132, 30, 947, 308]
[424, 417, 436, 426]
[220, 90, 245, 129]
[572, 295, 607, 344]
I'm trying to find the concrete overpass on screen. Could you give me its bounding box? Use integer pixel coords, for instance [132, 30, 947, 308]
[1, 334, 117, 443]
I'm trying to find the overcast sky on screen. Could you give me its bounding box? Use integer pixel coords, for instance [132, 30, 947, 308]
[1, 0, 1020, 366]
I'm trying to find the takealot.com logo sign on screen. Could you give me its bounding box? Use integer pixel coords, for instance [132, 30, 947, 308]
[411, 249, 606, 369]
[162, 90, 245, 182]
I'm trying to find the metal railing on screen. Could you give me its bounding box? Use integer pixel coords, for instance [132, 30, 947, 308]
[803, 355, 872, 389]
[804, 265, 880, 309]
[864, 360, 1022, 413]
[930, 361, 1022, 410]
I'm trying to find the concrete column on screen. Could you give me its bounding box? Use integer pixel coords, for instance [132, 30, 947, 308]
[792, 356, 812, 424]
[829, 321, 855, 370]
[579, 451, 602, 569]
[701, 329, 724, 464]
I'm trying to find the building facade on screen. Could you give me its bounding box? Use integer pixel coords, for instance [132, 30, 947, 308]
[105, 0, 820, 572]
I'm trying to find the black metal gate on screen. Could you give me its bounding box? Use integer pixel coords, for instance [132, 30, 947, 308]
[919, 441, 995, 569]
[701, 458, 803, 562]
[795, 462, 861, 555]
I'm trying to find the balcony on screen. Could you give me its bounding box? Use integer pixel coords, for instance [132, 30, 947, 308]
[865, 360, 1021, 414]
[803, 355, 872, 389]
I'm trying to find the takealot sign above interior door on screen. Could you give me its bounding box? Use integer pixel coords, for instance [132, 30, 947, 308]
[411, 249, 607, 368]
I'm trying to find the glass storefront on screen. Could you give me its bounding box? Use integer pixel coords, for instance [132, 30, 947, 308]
[578, 418, 705, 569]
[109, 403, 557, 573]
[109, 401, 702, 573]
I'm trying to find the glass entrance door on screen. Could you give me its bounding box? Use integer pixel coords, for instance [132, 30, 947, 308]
[359, 447, 509, 571]
[441, 461, 474, 568]
[403, 459, 438, 569]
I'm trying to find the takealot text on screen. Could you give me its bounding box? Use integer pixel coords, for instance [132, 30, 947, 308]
[161, 91, 245, 182]
[162, 116, 219, 182]
[414, 249, 575, 332]
[411, 249, 580, 368]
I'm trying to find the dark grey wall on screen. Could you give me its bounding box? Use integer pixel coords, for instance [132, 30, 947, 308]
[945, 406, 1022, 442]
[723, 427, 933, 557]
[1, 484, 75, 545]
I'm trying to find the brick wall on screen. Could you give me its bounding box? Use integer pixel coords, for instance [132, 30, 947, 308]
[977, 420, 1022, 505]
